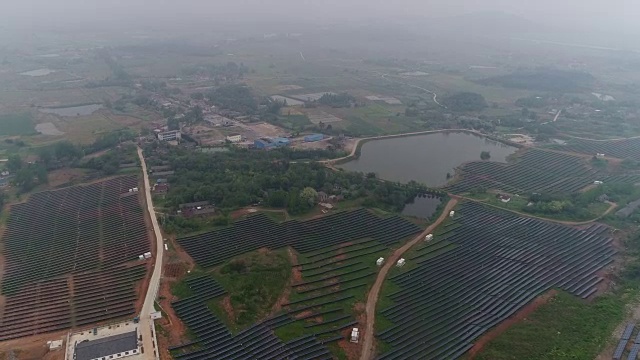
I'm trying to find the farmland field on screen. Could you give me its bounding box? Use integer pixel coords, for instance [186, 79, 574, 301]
[446, 149, 597, 194]
[0, 113, 36, 136]
[0, 176, 150, 340]
[375, 202, 614, 359]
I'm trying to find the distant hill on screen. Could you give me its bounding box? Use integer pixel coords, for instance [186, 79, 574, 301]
[417, 11, 544, 36]
[478, 68, 596, 92]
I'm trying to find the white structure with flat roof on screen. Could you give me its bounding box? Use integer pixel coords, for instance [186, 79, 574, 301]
[157, 130, 181, 141]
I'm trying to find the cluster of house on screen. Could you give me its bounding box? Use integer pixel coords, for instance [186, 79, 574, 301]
[317, 191, 344, 212]
[150, 165, 173, 194]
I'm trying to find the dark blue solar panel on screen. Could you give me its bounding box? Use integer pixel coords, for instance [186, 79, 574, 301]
[623, 323, 635, 340]
[628, 343, 640, 360]
[614, 339, 628, 360]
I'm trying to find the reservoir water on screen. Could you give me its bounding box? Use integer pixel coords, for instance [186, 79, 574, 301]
[339, 132, 518, 186]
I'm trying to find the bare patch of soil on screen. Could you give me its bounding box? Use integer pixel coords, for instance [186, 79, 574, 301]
[221, 296, 236, 323]
[46, 168, 87, 188]
[156, 279, 187, 347]
[467, 289, 558, 358]
[338, 326, 361, 360]
[294, 310, 313, 319]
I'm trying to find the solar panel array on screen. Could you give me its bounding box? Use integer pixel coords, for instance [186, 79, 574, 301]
[178, 208, 422, 268]
[376, 202, 615, 359]
[0, 176, 149, 340]
[614, 323, 637, 360]
[170, 277, 334, 360]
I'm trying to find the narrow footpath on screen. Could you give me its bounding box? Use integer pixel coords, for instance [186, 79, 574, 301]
[359, 199, 459, 360]
[137, 146, 164, 360]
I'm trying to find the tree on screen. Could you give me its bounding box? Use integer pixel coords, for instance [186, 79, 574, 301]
[300, 187, 318, 206]
[441, 92, 488, 112]
[168, 118, 180, 131]
[190, 92, 205, 100]
[480, 151, 491, 160]
[6, 154, 22, 172]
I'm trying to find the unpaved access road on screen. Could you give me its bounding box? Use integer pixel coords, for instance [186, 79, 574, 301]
[359, 198, 459, 360]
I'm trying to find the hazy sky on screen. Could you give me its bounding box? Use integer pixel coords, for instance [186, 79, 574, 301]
[4, 0, 640, 35]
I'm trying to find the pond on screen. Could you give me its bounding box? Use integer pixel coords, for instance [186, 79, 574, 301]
[20, 68, 55, 76]
[339, 132, 518, 186]
[402, 194, 442, 219]
[39, 104, 103, 117]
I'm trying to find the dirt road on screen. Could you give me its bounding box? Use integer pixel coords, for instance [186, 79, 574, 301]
[359, 198, 458, 360]
[137, 146, 163, 360]
[460, 196, 617, 226]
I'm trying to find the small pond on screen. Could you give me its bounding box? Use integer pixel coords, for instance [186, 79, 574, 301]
[39, 104, 103, 117]
[339, 132, 518, 187]
[402, 194, 443, 219]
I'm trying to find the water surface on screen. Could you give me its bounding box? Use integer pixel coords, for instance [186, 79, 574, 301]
[40, 104, 103, 117]
[20, 68, 55, 76]
[339, 132, 518, 186]
[402, 195, 442, 219]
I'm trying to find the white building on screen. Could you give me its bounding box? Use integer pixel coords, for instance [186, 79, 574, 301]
[157, 130, 181, 141]
[396, 258, 406, 267]
[226, 134, 242, 143]
[425, 234, 433, 241]
[350, 328, 359, 343]
[376, 257, 385, 266]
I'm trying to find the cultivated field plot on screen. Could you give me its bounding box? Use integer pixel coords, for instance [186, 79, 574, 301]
[446, 149, 596, 194]
[170, 277, 334, 360]
[177, 208, 422, 268]
[305, 110, 343, 125]
[551, 137, 640, 161]
[376, 202, 614, 359]
[289, 92, 336, 102]
[0, 176, 150, 341]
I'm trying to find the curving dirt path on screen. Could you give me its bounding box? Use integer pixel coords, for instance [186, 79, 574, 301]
[460, 195, 617, 226]
[359, 198, 458, 360]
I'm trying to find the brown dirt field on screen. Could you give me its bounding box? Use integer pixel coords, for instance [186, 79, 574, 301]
[0, 329, 67, 359]
[246, 122, 288, 138]
[338, 326, 361, 360]
[467, 289, 558, 358]
[168, 237, 196, 272]
[164, 263, 186, 278]
[46, 168, 87, 188]
[156, 279, 187, 347]
[221, 296, 236, 323]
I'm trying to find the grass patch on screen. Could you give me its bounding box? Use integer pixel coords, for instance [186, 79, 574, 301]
[211, 248, 291, 330]
[475, 291, 627, 360]
[0, 113, 36, 136]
